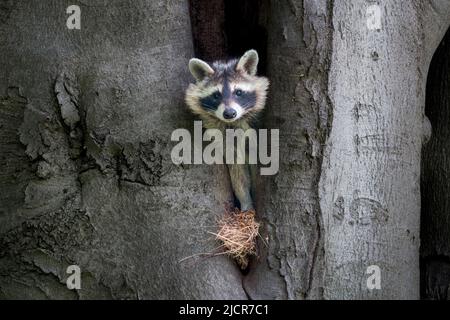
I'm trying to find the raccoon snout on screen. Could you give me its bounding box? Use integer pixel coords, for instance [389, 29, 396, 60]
[223, 108, 237, 120]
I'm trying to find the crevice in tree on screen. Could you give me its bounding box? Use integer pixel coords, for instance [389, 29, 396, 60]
[223, 0, 268, 75]
[305, 0, 335, 300]
[188, 0, 269, 277]
[421, 26, 450, 300]
[239, 259, 251, 275]
[241, 276, 253, 300]
[188, 0, 268, 75]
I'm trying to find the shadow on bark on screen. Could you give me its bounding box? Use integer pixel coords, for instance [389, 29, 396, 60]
[189, 0, 268, 74]
[421, 26, 450, 300]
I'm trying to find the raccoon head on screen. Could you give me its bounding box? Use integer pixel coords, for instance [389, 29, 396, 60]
[185, 50, 269, 126]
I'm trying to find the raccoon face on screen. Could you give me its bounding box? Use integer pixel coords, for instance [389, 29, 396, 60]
[185, 50, 269, 125]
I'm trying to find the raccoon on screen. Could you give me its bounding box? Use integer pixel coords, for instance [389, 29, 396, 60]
[185, 50, 269, 130]
[185, 50, 269, 211]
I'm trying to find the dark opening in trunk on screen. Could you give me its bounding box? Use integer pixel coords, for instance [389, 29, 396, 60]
[421, 27, 450, 300]
[188, 0, 268, 75]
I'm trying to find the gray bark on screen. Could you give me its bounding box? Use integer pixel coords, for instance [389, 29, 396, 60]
[320, 1, 450, 299]
[1, 0, 450, 300]
[0, 0, 245, 299]
[244, 0, 333, 300]
[423, 0, 450, 63]
[247, 0, 450, 300]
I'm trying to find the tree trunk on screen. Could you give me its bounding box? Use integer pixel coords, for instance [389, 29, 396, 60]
[244, 0, 333, 300]
[0, 0, 245, 299]
[1, 0, 450, 300]
[320, 1, 450, 299]
[188, 0, 227, 61]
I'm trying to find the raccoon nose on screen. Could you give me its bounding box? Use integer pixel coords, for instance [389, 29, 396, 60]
[223, 108, 237, 120]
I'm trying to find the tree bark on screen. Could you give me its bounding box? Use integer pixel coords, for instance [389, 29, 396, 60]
[246, 0, 450, 300]
[188, 0, 227, 61]
[244, 0, 333, 300]
[0, 0, 246, 299]
[1, 0, 450, 300]
[320, 1, 450, 299]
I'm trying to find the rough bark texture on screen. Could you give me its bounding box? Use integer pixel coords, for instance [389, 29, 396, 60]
[2, 0, 450, 300]
[421, 27, 450, 300]
[244, 0, 333, 300]
[319, 1, 450, 299]
[423, 0, 450, 63]
[0, 0, 246, 299]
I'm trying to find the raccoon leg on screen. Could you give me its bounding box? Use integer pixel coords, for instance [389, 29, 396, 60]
[227, 163, 253, 211]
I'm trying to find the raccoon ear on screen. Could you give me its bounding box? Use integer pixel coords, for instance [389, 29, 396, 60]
[236, 49, 259, 76]
[189, 58, 214, 81]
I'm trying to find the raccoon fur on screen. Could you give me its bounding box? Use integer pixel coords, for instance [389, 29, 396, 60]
[185, 50, 269, 211]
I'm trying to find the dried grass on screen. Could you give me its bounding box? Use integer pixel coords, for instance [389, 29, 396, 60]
[213, 208, 260, 269]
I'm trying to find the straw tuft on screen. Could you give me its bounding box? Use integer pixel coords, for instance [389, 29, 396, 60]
[214, 208, 259, 269]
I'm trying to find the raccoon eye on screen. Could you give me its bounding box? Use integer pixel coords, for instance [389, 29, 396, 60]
[212, 92, 221, 100]
[235, 89, 243, 96]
